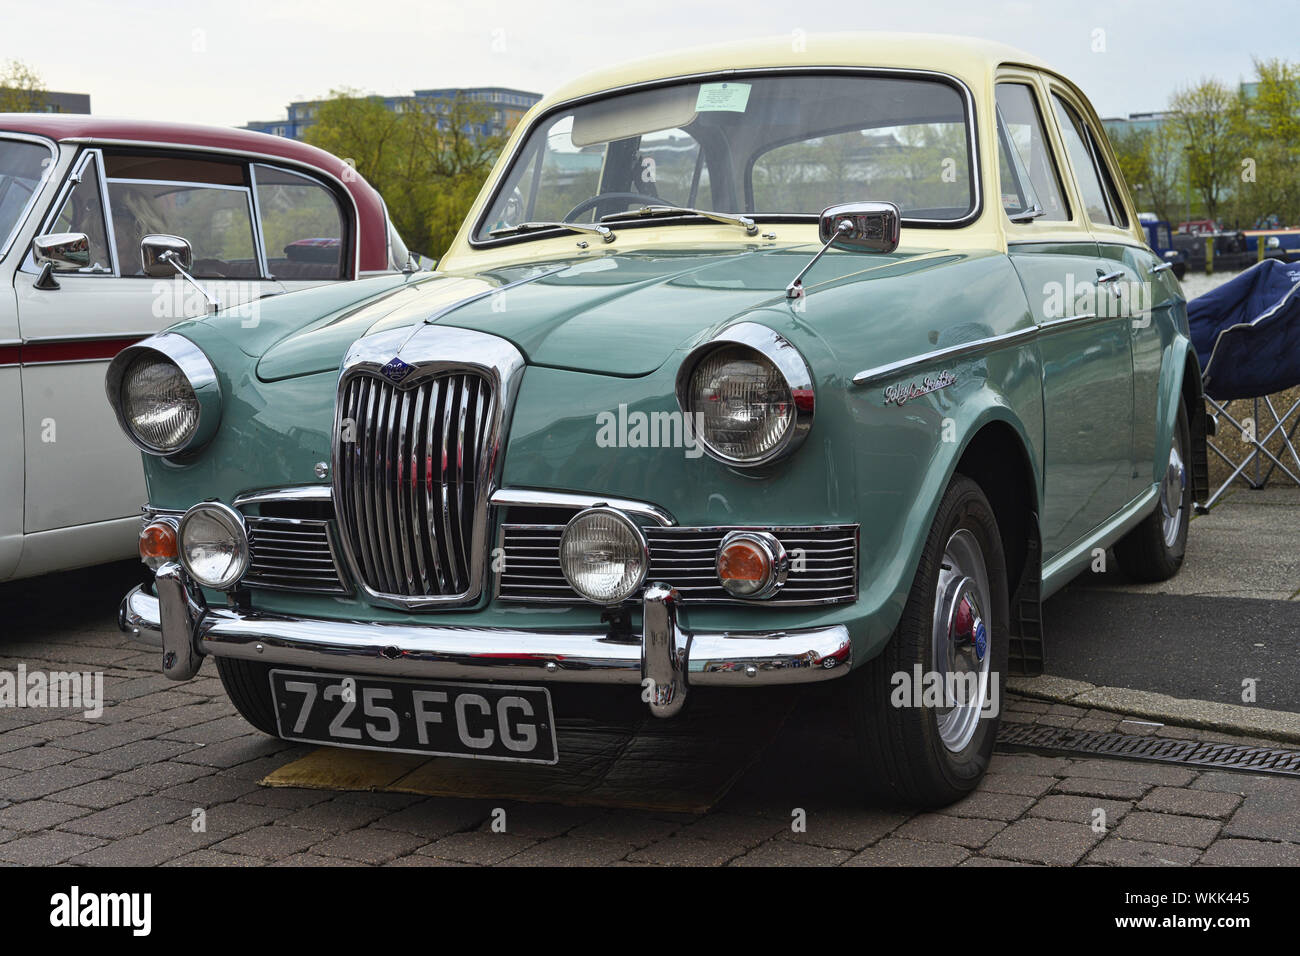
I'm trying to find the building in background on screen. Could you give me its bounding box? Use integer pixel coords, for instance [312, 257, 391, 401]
[244, 87, 541, 141]
[0, 89, 90, 113]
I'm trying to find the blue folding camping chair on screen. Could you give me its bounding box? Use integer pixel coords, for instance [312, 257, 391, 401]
[1189, 259, 1300, 511]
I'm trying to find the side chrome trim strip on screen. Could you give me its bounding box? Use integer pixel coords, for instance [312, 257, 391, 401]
[489, 488, 676, 526]
[852, 326, 1038, 387]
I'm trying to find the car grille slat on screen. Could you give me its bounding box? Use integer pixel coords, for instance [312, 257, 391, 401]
[243, 517, 347, 594]
[335, 369, 493, 602]
[497, 523, 858, 605]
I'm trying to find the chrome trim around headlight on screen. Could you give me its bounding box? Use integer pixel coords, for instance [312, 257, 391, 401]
[104, 332, 222, 457]
[176, 501, 250, 591]
[558, 506, 650, 606]
[674, 321, 815, 468]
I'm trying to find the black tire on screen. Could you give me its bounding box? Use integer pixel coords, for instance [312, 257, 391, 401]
[214, 657, 280, 736]
[843, 474, 1010, 808]
[1113, 402, 1190, 583]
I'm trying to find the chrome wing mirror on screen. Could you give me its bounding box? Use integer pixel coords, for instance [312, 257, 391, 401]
[141, 234, 219, 314]
[786, 201, 901, 299]
[32, 232, 91, 290]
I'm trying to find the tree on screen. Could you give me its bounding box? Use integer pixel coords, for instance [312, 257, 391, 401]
[1240, 58, 1300, 227]
[1169, 78, 1248, 224]
[0, 59, 48, 112]
[304, 90, 505, 259]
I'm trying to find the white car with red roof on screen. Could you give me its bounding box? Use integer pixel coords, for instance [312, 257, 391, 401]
[0, 115, 411, 582]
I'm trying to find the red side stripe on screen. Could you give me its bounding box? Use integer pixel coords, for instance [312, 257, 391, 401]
[0, 337, 145, 367]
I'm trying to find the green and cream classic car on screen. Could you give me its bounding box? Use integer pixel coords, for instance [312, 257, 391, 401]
[110, 33, 1207, 806]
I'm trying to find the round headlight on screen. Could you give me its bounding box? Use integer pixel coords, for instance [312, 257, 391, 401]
[689, 345, 794, 461]
[559, 508, 648, 605]
[677, 324, 814, 467]
[121, 354, 200, 453]
[105, 334, 222, 457]
[177, 502, 249, 590]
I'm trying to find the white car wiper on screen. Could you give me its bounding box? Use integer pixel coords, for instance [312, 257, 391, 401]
[601, 205, 759, 236]
[490, 221, 616, 243]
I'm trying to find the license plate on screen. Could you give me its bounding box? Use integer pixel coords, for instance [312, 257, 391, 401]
[269, 670, 558, 765]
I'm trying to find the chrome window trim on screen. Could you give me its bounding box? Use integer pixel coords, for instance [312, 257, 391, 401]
[852, 326, 1038, 387]
[0, 132, 59, 262]
[58, 137, 364, 278]
[331, 325, 526, 610]
[488, 488, 676, 526]
[28, 148, 117, 277]
[675, 321, 815, 467]
[469, 65, 983, 248]
[104, 332, 223, 457]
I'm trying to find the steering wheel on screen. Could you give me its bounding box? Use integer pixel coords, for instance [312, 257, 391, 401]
[563, 192, 656, 222]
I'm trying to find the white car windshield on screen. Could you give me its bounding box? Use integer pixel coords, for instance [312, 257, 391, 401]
[476, 72, 975, 241]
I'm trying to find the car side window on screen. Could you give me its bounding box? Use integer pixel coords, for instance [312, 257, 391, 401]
[1051, 95, 1114, 227]
[994, 83, 1069, 222]
[253, 164, 345, 280]
[49, 152, 113, 273]
[1085, 123, 1129, 229]
[103, 153, 259, 278]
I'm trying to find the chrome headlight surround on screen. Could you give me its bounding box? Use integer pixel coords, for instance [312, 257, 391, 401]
[105, 333, 222, 457]
[558, 507, 650, 606]
[176, 501, 249, 590]
[675, 322, 815, 468]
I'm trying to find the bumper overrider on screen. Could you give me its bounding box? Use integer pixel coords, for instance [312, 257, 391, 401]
[120, 564, 852, 718]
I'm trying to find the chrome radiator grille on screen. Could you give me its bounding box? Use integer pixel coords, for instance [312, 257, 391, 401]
[334, 371, 494, 600]
[244, 516, 347, 594]
[497, 524, 858, 605]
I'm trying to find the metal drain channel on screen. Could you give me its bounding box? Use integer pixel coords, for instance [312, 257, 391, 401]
[996, 722, 1300, 778]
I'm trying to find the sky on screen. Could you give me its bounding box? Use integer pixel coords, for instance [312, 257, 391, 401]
[4, 0, 1298, 128]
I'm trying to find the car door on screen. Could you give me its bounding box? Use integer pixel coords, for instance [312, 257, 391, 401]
[1061, 103, 1180, 497]
[14, 147, 349, 535]
[0, 133, 58, 577]
[996, 74, 1134, 560]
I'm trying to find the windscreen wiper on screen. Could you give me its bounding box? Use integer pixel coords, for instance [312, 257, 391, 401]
[490, 221, 616, 243]
[601, 205, 758, 236]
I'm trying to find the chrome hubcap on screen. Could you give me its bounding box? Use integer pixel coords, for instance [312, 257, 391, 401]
[1160, 442, 1187, 548]
[932, 528, 992, 753]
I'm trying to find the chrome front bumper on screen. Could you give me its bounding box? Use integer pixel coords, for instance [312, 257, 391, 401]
[119, 564, 852, 717]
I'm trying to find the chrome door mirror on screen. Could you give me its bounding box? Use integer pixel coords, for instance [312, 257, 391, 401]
[32, 232, 91, 290]
[786, 201, 902, 298]
[33, 232, 91, 270]
[141, 234, 194, 277]
[140, 234, 220, 314]
[819, 201, 901, 253]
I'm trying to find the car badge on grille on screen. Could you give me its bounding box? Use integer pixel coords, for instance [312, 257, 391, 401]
[379, 356, 416, 384]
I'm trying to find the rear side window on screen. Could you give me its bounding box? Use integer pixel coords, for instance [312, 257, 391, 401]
[104, 153, 259, 278]
[254, 164, 345, 280]
[994, 83, 1069, 222]
[1052, 96, 1117, 227]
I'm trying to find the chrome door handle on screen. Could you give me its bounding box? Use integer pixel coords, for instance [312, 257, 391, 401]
[1149, 262, 1174, 274]
[1097, 270, 1125, 283]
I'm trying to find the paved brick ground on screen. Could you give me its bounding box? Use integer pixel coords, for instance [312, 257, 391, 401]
[1, 563, 1298, 866]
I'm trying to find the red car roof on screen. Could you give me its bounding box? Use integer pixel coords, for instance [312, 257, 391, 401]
[0, 114, 390, 274]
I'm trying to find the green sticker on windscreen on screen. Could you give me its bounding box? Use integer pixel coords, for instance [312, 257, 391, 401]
[695, 82, 751, 112]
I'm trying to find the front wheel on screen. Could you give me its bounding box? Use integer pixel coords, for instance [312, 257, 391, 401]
[843, 474, 1010, 807]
